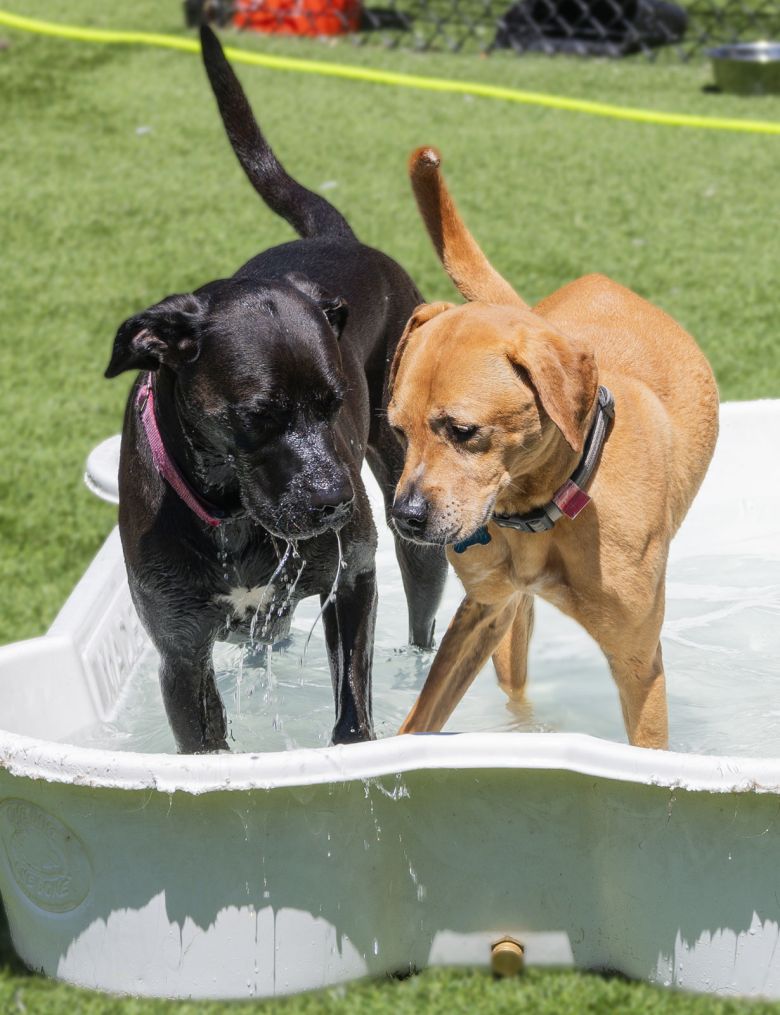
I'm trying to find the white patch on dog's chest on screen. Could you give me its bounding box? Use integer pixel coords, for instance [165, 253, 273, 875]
[216, 585, 275, 616]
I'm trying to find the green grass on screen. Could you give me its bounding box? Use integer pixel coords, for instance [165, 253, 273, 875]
[1, 1, 779, 1011]
[6, 960, 780, 1015]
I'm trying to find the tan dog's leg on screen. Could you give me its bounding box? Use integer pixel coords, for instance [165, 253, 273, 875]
[565, 576, 668, 749]
[492, 594, 534, 702]
[610, 641, 668, 749]
[586, 591, 668, 748]
[399, 596, 517, 733]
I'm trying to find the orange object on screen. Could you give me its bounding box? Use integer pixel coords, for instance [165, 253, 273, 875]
[234, 0, 361, 36]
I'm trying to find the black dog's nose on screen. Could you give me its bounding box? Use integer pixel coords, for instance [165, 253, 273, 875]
[392, 492, 429, 537]
[312, 477, 354, 516]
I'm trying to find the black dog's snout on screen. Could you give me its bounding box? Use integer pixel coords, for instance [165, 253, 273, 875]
[392, 491, 429, 537]
[312, 477, 354, 517]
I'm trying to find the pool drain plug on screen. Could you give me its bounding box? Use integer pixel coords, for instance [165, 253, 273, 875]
[491, 936, 525, 977]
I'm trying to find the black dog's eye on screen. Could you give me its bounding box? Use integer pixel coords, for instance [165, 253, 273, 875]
[324, 394, 343, 419]
[234, 404, 286, 435]
[312, 389, 344, 421]
[238, 408, 271, 427]
[448, 422, 479, 444]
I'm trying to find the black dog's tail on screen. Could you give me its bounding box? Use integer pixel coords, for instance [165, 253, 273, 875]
[200, 25, 356, 242]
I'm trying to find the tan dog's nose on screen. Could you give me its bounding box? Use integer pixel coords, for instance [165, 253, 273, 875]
[392, 490, 429, 539]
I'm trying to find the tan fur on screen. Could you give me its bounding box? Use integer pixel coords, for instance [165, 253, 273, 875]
[409, 148, 528, 308]
[390, 149, 719, 749]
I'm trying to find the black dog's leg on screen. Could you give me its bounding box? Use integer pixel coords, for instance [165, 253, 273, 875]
[201, 663, 229, 749]
[320, 567, 377, 744]
[395, 539, 448, 649]
[159, 642, 229, 754]
[367, 442, 448, 650]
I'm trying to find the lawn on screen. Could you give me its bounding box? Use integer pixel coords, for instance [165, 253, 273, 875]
[0, 1, 779, 1011]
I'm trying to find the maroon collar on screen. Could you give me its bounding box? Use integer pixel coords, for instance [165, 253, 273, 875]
[493, 385, 616, 534]
[136, 373, 227, 528]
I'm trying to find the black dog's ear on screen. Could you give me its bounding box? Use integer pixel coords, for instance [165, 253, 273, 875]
[284, 272, 349, 339]
[104, 293, 206, 378]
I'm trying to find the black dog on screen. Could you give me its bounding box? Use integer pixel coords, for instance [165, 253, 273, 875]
[104, 26, 447, 753]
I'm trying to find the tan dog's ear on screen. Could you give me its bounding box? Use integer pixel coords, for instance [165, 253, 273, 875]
[409, 147, 528, 310]
[389, 302, 454, 392]
[510, 321, 599, 454]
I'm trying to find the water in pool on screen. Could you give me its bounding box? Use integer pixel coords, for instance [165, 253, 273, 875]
[68, 520, 780, 757]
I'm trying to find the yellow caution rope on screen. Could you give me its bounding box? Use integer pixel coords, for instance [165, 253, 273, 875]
[1, 8, 779, 135]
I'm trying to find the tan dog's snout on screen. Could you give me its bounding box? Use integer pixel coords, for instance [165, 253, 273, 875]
[391, 485, 430, 540]
[392, 475, 483, 547]
[390, 449, 507, 548]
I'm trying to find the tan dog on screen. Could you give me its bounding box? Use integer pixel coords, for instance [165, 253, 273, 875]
[388, 148, 719, 749]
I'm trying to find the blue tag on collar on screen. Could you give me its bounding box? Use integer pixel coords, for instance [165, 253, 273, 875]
[453, 527, 492, 554]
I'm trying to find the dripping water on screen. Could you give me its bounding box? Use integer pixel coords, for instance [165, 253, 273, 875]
[304, 530, 344, 661]
[249, 541, 293, 646]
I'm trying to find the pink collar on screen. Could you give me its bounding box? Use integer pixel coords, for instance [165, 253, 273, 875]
[136, 373, 226, 528]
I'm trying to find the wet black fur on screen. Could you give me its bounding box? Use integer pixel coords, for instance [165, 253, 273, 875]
[105, 26, 447, 753]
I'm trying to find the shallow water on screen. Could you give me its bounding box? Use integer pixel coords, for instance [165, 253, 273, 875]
[69, 531, 780, 758]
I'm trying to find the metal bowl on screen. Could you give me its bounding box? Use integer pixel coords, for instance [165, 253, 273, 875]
[708, 41, 780, 95]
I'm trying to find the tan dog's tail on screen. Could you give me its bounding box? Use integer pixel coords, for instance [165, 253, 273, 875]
[409, 147, 528, 309]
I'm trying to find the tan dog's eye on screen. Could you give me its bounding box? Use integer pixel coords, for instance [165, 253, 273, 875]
[448, 422, 479, 444]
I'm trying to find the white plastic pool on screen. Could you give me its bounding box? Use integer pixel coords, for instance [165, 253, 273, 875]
[0, 400, 778, 1000]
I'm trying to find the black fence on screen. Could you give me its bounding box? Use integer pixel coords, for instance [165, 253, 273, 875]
[185, 0, 780, 57]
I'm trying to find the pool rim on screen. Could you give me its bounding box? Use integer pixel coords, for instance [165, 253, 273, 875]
[2, 722, 779, 796]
